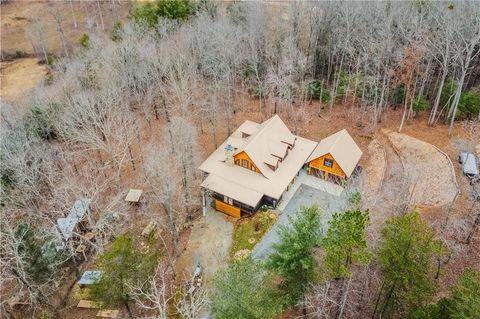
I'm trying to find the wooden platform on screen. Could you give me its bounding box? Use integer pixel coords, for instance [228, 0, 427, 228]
[125, 189, 143, 202]
[77, 300, 100, 309]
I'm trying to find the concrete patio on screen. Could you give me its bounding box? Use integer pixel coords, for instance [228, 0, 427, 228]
[277, 169, 344, 211]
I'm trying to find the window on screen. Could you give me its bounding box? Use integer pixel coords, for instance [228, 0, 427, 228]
[242, 159, 248, 168]
[324, 158, 334, 168]
[234, 159, 240, 166]
[251, 165, 256, 172]
[223, 195, 228, 203]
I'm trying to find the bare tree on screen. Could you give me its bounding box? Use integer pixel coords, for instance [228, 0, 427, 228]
[48, 7, 69, 59]
[174, 281, 208, 319]
[25, 17, 49, 63]
[144, 143, 183, 254]
[164, 117, 202, 220]
[447, 3, 480, 134]
[127, 263, 173, 319]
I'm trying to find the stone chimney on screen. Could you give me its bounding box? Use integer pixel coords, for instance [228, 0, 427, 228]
[224, 144, 234, 166]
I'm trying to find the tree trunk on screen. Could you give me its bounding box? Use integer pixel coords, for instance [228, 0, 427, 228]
[466, 212, 480, 245]
[429, 64, 447, 126]
[96, 0, 105, 31]
[448, 69, 467, 135]
[69, 0, 77, 28]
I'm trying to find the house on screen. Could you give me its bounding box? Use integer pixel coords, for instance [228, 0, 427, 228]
[199, 115, 362, 218]
[306, 129, 363, 184]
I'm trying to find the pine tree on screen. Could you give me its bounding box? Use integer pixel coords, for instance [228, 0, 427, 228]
[407, 268, 480, 319]
[373, 211, 446, 318]
[267, 204, 322, 304]
[322, 209, 371, 279]
[210, 257, 282, 319]
[446, 268, 480, 319]
[90, 236, 159, 316]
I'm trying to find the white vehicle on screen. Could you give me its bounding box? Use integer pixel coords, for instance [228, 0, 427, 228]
[459, 152, 479, 179]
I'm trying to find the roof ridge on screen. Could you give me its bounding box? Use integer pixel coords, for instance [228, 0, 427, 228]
[243, 115, 279, 156]
[329, 129, 347, 151]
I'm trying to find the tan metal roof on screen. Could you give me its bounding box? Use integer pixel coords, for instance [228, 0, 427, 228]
[306, 129, 362, 177]
[125, 189, 143, 202]
[233, 115, 297, 180]
[199, 115, 318, 203]
[201, 174, 264, 207]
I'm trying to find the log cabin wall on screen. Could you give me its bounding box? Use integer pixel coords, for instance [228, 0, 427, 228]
[308, 153, 346, 178]
[233, 151, 261, 174]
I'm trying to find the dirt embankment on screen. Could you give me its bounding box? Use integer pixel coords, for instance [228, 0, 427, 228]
[385, 130, 459, 207]
[0, 58, 46, 103]
[1, 1, 132, 103]
[1, 1, 132, 56]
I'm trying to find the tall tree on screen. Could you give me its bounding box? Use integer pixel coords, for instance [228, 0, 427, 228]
[372, 211, 446, 319]
[322, 209, 371, 279]
[90, 236, 158, 318]
[210, 257, 282, 319]
[267, 204, 322, 304]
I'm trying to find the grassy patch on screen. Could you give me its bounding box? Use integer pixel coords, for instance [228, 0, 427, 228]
[230, 211, 277, 260]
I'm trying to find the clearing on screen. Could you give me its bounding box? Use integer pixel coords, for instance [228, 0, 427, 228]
[385, 129, 459, 207]
[176, 208, 233, 281]
[0, 58, 46, 104]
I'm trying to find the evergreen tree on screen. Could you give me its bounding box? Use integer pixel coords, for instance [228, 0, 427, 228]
[322, 210, 371, 279]
[131, 0, 195, 26]
[14, 223, 60, 284]
[407, 268, 480, 319]
[267, 204, 322, 304]
[90, 236, 159, 314]
[373, 211, 446, 318]
[210, 257, 282, 319]
[446, 268, 480, 319]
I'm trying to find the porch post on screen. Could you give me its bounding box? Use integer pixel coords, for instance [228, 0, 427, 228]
[202, 190, 206, 217]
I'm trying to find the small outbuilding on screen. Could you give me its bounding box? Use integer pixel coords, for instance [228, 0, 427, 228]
[57, 198, 91, 242]
[459, 152, 479, 178]
[306, 129, 362, 184]
[125, 189, 143, 203]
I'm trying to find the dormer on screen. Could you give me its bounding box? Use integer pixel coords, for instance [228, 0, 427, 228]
[281, 136, 296, 149]
[264, 155, 279, 171]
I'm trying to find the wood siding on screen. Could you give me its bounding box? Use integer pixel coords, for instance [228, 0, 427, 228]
[214, 199, 241, 218]
[234, 151, 261, 174]
[308, 153, 346, 178]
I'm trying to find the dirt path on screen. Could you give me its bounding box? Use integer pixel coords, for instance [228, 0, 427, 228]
[371, 130, 407, 216]
[176, 209, 233, 282]
[361, 139, 387, 208]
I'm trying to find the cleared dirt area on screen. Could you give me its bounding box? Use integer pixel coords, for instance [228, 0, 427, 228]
[0, 58, 46, 103]
[1, 1, 132, 56]
[361, 139, 387, 208]
[385, 129, 459, 207]
[1, 1, 132, 105]
[176, 207, 233, 282]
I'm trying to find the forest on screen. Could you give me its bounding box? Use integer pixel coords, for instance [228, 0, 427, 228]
[1, 1, 479, 318]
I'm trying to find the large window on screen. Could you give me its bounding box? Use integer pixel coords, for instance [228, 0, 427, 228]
[324, 158, 334, 168]
[242, 159, 248, 168]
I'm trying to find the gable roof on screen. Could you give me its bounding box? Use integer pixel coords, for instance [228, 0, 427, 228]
[199, 115, 318, 203]
[306, 129, 362, 177]
[234, 115, 296, 180]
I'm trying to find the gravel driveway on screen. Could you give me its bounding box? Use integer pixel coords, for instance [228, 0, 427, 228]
[252, 184, 348, 260]
[176, 208, 233, 280]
